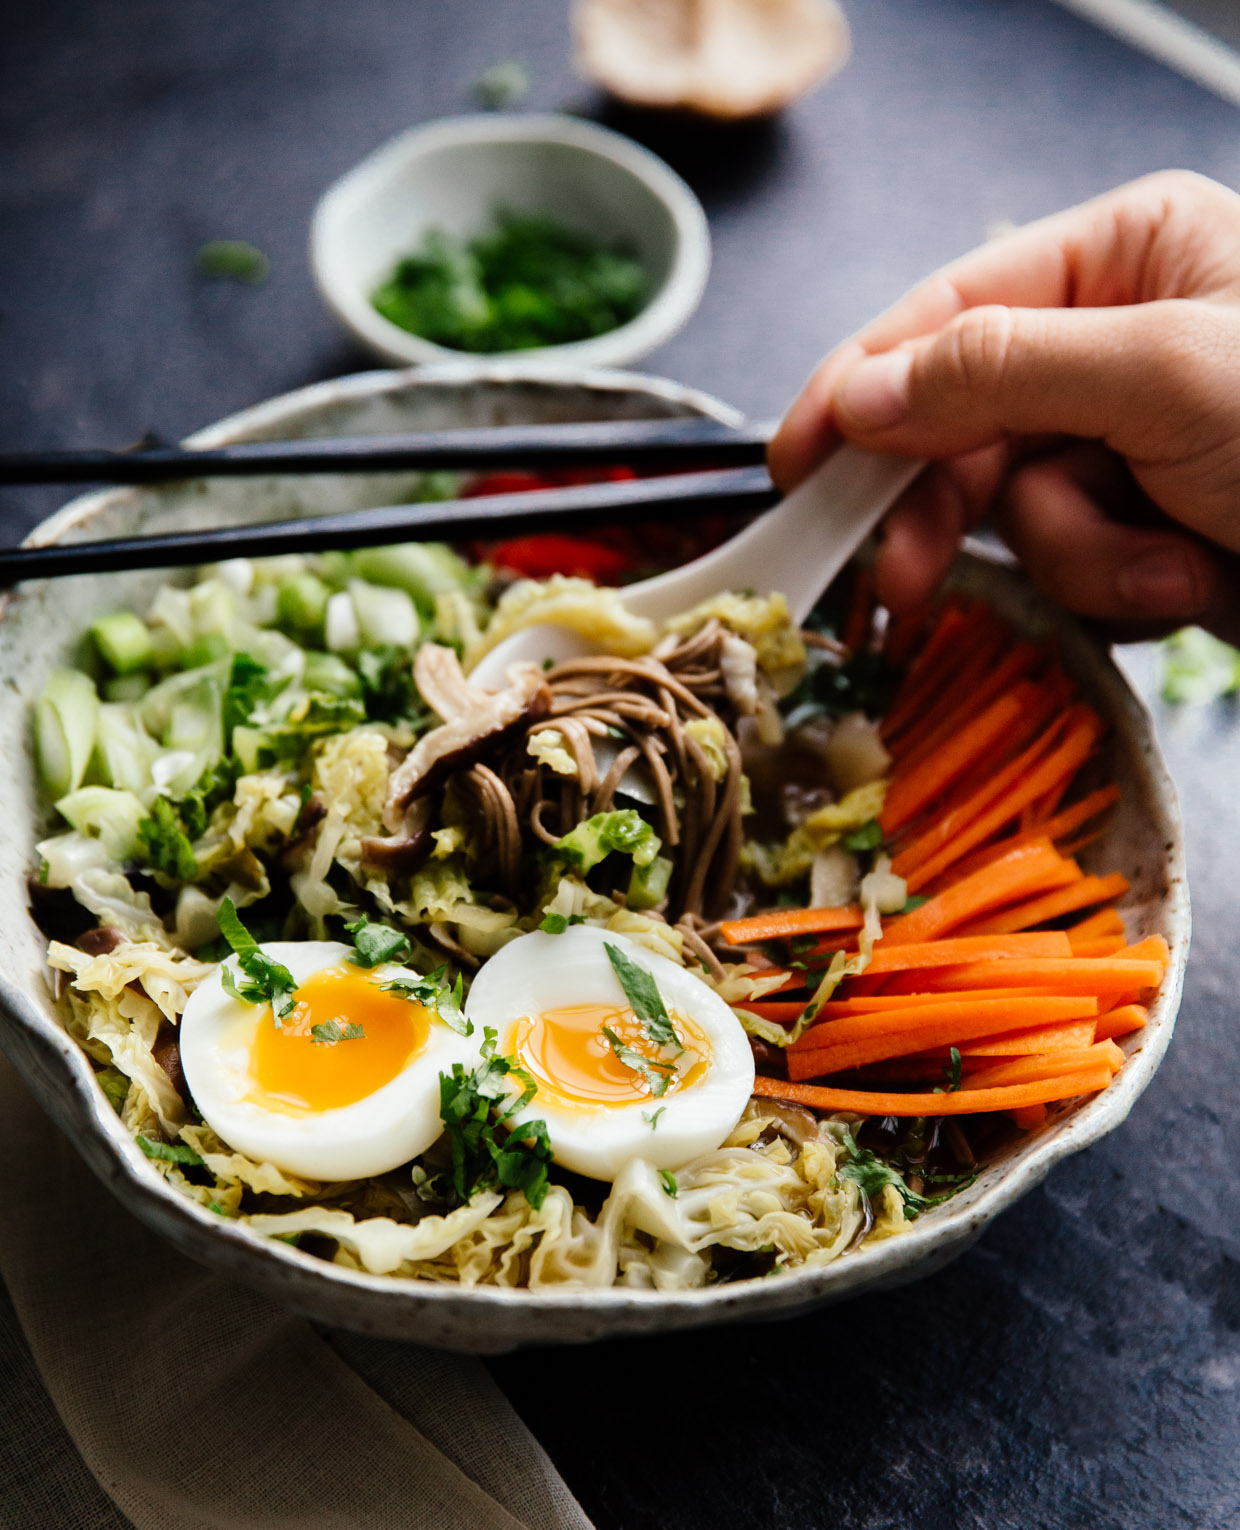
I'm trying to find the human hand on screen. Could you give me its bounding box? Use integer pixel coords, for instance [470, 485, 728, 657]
[769, 170, 1240, 643]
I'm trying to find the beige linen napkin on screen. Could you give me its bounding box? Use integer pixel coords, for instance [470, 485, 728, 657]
[0, 1055, 593, 1530]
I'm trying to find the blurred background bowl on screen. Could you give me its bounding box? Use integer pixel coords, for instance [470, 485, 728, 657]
[310, 114, 711, 371]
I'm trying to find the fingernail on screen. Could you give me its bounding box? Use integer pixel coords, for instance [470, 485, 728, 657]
[1117, 548, 1201, 613]
[838, 350, 914, 429]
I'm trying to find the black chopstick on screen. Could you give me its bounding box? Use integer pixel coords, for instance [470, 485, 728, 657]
[0, 418, 773, 487]
[0, 465, 778, 586]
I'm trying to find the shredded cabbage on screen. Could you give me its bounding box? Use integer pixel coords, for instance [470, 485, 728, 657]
[742, 780, 887, 886]
[464, 574, 656, 669]
[526, 727, 578, 777]
[663, 591, 806, 690]
[683, 716, 729, 781]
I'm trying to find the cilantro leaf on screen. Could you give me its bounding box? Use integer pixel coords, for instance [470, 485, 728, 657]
[247, 694, 368, 769]
[842, 818, 884, 852]
[135, 797, 198, 880]
[137, 1135, 205, 1167]
[357, 645, 430, 725]
[642, 1106, 665, 1131]
[381, 967, 472, 1036]
[899, 893, 931, 914]
[658, 1169, 678, 1198]
[217, 896, 297, 1023]
[604, 942, 681, 1050]
[838, 1130, 974, 1220]
[175, 757, 241, 839]
[310, 1019, 365, 1045]
[436, 1027, 553, 1208]
[601, 1026, 676, 1098]
[345, 915, 412, 968]
[97, 1066, 130, 1114]
[222, 654, 280, 738]
[934, 1047, 963, 1094]
[780, 647, 900, 724]
[539, 912, 586, 935]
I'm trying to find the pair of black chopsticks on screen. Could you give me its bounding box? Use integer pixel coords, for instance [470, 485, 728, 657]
[0, 418, 777, 585]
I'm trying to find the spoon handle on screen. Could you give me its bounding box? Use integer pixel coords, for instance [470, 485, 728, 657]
[620, 446, 925, 624]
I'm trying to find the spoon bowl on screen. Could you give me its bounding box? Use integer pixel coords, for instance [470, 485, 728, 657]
[466, 445, 924, 688]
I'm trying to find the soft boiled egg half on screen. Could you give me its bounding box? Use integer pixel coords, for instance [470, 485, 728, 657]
[179, 941, 475, 1181]
[465, 924, 755, 1181]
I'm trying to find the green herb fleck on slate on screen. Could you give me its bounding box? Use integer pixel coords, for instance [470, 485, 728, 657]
[195, 240, 270, 286]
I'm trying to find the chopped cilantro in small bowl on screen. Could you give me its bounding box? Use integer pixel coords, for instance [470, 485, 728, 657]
[310, 114, 710, 370]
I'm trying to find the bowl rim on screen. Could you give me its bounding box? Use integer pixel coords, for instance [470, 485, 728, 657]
[0, 364, 1190, 1343]
[308, 113, 712, 370]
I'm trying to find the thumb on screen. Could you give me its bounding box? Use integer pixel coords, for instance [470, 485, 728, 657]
[832, 298, 1240, 475]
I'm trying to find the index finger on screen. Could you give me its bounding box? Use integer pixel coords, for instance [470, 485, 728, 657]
[769, 170, 1240, 488]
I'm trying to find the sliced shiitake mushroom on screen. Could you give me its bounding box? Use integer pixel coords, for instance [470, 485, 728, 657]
[382, 646, 549, 829]
[573, 0, 850, 119]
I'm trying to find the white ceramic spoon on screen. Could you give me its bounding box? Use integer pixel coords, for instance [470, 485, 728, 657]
[468, 444, 925, 689]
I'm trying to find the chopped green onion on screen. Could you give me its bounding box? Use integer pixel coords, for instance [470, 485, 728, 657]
[35, 668, 99, 799]
[91, 612, 154, 676]
[276, 573, 329, 640]
[194, 240, 270, 285]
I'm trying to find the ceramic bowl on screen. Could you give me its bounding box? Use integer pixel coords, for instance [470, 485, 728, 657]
[310, 115, 711, 370]
[0, 366, 1189, 1352]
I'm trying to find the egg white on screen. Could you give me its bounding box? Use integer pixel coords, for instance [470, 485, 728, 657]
[179, 940, 474, 1181]
[464, 925, 755, 1181]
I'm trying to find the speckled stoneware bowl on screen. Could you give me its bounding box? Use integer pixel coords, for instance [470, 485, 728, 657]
[0, 367, 1189, 1353]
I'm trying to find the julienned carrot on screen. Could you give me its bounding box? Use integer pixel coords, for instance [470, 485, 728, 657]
[1011, 1104, 1048, 1129]
[741, 1001, 810, 1024]
[882, 602, 932, 668]
[959, 872, 1129, 937]
[889, 714, 1070, 879]
[880, 602, 985, 741]
[862, 932, 1071, 974]
[939, 785, 1120, 884]
[877, 955, 1163, 999]
[1057, 828, 1107, 859]
[956, 1018, 1098, 1056]
[899, 711, 1101, 891]
[1094, 1004, 1148, 1040]
[1071, 936, 1128, 958]
[881, 687, 1034, 833]
[882, 839, 1072, 947]
[1122, 935, 1170, 966]
[718, 905, 863, 945]
[842, 565, 876, 655]
[789, 994, 1096, 1052]
[892, 640, 1039, 771]
[787, 998, 1098, 1078]
[1068, 908, 1126, 945]
[752, 1067, 1113, 1116]
[841, 1025, 1102, 1079]
[779, 988, 1065, 1024]
[886, 625, 1009, 756]
[931, 671, 1076, 816]
[960, 1041, 1124, 1091]
[1031, 766, 1074, 825]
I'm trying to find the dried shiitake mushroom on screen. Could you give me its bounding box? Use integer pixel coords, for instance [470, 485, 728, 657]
[573, 0, 851, 120]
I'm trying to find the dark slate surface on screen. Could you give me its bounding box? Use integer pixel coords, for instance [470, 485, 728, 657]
[4, 2, 1240, 1526]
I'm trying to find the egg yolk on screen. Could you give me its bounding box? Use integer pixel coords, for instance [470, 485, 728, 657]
[511, 1003, 711, 1109]
[249, 967, 430, 1113]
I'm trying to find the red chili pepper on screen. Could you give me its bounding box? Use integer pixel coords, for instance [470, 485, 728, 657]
[489, 535, 635, 582]
[460, 465, 742, 582]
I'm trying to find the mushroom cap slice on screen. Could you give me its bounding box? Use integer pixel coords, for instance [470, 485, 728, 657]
[382, 646, 550, 829]
[573, 0, 850, 120]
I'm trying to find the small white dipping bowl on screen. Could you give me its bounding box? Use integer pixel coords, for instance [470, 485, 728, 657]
[310, 114, 711, 370]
